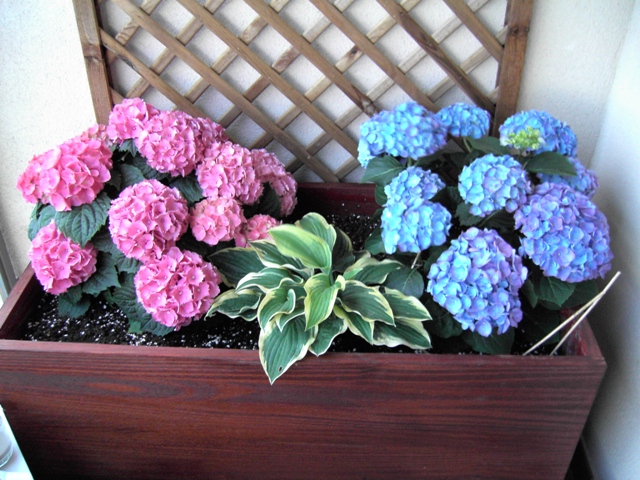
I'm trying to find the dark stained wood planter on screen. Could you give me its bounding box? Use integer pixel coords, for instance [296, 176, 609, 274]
[0, 184, 606, 480]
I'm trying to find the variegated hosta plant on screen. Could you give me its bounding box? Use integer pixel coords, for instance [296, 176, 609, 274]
[209, 212, 431, 383]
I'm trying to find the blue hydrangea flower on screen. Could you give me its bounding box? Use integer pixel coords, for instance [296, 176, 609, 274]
[384, 166, 445, 205]
[436, 103, 491, 138]
[427, 228, 527, 336]
[381, 200, 452, 254]
[514, 183, 613, 282]
[537, 156, 598, 198]
[358, 102, 447, 167]
[499, 110, 578, 156]
[458, 154, 531, 217]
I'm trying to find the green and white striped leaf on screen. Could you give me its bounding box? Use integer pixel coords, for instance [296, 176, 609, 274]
[236, 268, 303, 293]
[343, 256, 402, 285]
[334, 304, 374, 344]
[208, 289, 263, 321]
[340, 280, 394, 326]
[332, 227, 355, 273]
[251, 240, 312, 277]
[211, 247, 265, 287]
[296, 213, 337, 251]
[382, 288, 431, 322]
[259, 317, 317, 384]
[304, 273, 345, 330]
[373, 317, 432, 350]
[276, 300, 305, 331]
[269, 225, 332, 270]
[309, 315, 347, 356]
[257, 287, 299, 329]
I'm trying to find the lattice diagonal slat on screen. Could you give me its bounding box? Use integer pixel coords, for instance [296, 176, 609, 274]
[75, 0, 533, 182]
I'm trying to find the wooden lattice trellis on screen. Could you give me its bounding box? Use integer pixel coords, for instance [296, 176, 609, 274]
[73, 0, 533, 182]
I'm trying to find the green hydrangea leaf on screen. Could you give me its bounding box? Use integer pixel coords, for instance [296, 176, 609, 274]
[384, 266, 425, 298]
[259, 317, 316, 384]
[462, 328, 515, 355]
[373, 317, 431, 350]
[117, 163, 146, 188]
[422, 295, 463, 339]
[309, 316, 347, 356]
[28, 203, 56, 241]
[561, 280, 599, 309]
[245, 183, 282, 219]
[54, 191, 110, 247]
[130, 156, 171, 181]
[374, 185, 388, 206]
[57, 292, 91, 318]
[364, 227, 385, 255]
[211, 247, 265, 286]
[518, 307, 561, 347]
[523, 152, 577, 176]
[536, 275, 576, 309]
[169, 175, 204, 204]
[361, 155, 404, 186]
[466, 136, 510, 156]
[456, 202, 483, 227]
[82, 253, 121, 296]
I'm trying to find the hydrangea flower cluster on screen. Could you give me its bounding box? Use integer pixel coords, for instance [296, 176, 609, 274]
[537, 156, 598, 198]
[514, 183, 613, 282]
[134, 247, 221, 329]
[358, 101, 447, 167]
[381, 201, 452, 254]
[28, 222, 98, 295]
[427, 228, 527, 336]
[499, 110, 578, 156]
[106, 97, 159, 143]
[384, 166, 445, 204]
[252, 149, 298, 216]
[197, 141, 263, 205]
[234, 214, 281, 247]
[189, 197, 246, 246]
[458, 154, 531, 216]
[108, 179, 189, 263]
[436, 102, 491, 138]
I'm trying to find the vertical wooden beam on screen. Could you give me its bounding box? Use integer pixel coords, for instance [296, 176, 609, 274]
[73, 0, 113, 124]
[492, 0, 534, 136]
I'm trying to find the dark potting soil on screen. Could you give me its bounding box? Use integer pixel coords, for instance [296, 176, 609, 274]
[20, 213, 552, 355]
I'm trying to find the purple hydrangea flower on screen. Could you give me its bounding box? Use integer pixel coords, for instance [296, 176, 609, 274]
[458, 154, 531, 217]
[537, 157, 598, 198]
[436, 103, 491, 139]
[358, 102, 447, 167]
[514, 183, 613, 282]
[426, 228, 527, 336]
[381, 200, 452, 254]
[499, 110, 578, 156]
[384, 166, 445, 205]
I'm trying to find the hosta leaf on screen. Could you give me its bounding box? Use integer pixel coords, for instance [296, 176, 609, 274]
[236, 268, 303, 293]
[340, 280, 394, 325]
[364, 227, 385, 255]
[81, 253, 121, 296]
[373, 317, 431, 350]
[309, 316, 347, 356]
[334, 304, 374, 344]
[211, 247, 265, 286]
[344, 256, 402, 285]
[382, 288, 431, 322]
[304, 274, 344, 330]
[259, 317, 317, 384]
[169, 175, 204, 203]
[251, 240, 312, 277]
[208, 289, 262, 321]
[54, 191, 110, 247]
[523, 152, 577, 176]
[117, 163, 146, 188]
[466, 136, 510, 155]
[258, 287, 298, 329]
[57, 291, 91, 318]
[384, 266, 425, 298]
[462, 328, 515, 355]
[276, 301, 305, 331]
[269, 225, 332, 270]
[297, 213, 337, 251]
[332, 228, 355, 273]
[28, 203, 56, 240]
[361, 155, 404, 186]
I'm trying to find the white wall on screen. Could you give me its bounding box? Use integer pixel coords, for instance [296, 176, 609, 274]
[0, 1, 639, 477]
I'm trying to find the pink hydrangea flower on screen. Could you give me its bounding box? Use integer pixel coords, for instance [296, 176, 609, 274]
[135, 109, 201, 177]
[252, 149, 298, 216]
[108, 179, 188, 263]
[189, 197, 245, 246]
[106, 97, 159, 144]
[75, 123, 110, 144]
[134, 247, 222, 330]
[196, 141, 263, 205]
[16, 136, 113, 211]
[194, 116, 228, 148]
[29, 222, 98, 295]
[234, 214, 281, 247]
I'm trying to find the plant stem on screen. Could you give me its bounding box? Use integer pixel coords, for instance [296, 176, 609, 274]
[411, 252, 422, 269]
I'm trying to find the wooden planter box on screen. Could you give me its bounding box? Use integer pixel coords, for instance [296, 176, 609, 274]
[0, 184, 606, 479]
